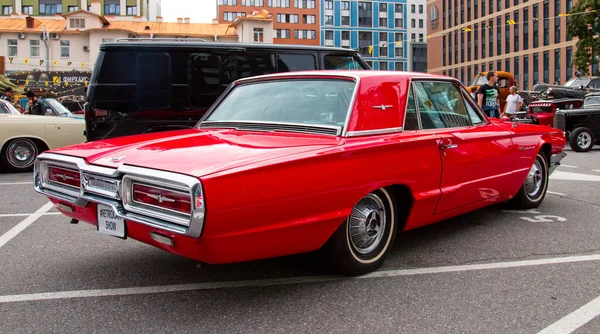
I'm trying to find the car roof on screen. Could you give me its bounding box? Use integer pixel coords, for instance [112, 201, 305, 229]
[101, 41, 359, 53]
[233, 70, 453, 84]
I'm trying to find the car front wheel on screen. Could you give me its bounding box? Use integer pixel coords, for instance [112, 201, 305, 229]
[1, 138, 39, 172]
[509, 153, 549, 209]
[322, 188, 398, 276]
[569, 127, 595, 152]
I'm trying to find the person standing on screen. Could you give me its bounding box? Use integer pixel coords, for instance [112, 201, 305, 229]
[477, 71, 500, 118]
[503, 86, 524, 118]
[26, 91, 44, 115]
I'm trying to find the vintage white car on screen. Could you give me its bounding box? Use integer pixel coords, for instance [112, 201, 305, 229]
[0, 100, 85, 172]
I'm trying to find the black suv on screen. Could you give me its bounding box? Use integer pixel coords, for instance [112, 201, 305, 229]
[85, 40, 370, 141]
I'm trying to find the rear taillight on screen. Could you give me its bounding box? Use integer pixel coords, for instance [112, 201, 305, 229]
[132, 183, 191, 214]
[48, 166, 80, 189]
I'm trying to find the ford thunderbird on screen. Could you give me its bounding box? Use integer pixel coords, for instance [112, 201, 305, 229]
[33, 71, 567, 275]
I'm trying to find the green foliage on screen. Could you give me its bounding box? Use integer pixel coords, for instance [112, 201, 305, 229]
[566, 0, 600, 75]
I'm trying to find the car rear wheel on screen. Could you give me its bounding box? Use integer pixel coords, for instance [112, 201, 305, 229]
[0, 138, 39, 173]
[569, 127, 594, 152]
[322, 188, 397, 276]
[509, 153, 549, 209]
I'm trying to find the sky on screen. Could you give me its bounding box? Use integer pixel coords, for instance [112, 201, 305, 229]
[162, 0, 218, 23]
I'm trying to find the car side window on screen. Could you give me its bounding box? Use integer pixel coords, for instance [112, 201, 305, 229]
[590, 79, 600, 89]
[403, 85, 419, 130]
[413, 81, 474, 129]
[277, 53, 317, 71]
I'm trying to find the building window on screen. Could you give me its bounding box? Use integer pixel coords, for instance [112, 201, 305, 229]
[505, 13, 510, 53]
[254, 28, 264, 42]
[68, 6, 78, 12]
[411, 19, 415, 28]
[60, 40, 70, 58]
[358, 2, 372, 27]
[104, 4, 120, 15]
[395, 62, 403, 71]
[467, 32, 471, 61]
[454, 31, 458, 65]
[342, 31, 350, 41]
[496, 16, 501, 55]
[523, 8, 529, 49]
[8, 39, 17, 57]
[341, 15, 350, 25]
[40, 3, 62, 14]
[524, 55, 529, 90]
[324, 0, 333, 9]
[482, 63, 486, 73]
[127, 6, 137, 15]
[324, 15, 333, 25]
[554, 50, 561, 84]
[497, 60, 501, 71]
[380, 61, 388, 70]
[22, 6, 33, 15]
[411, 4, 415, 13]
[489, 19, 493, 57]
[443, 35, 446, 66]
[30, 40, 39, 58]
[467, 66, 472, 84]
[474, 24, 478, 61]
[554, 0, 561, 44]
[543, 51, 549, 83]
[481, 22, 486, 59]
[566, 47, 573, 79]
[394, 33, 403, 57]
[533, 4, 539, 48]
[379, 32, 388, 57]
[341, 1, 350, 10]
[474, 64, 479, 75]
[543, 0, 549, 46]
[303, 15, 316, 24]
[514, 56, 520, 85]
[533, 53, 539, 84]
[359, 31, 373, 57]
[474, 0, 478, 19]
[276, 29, 290, 38]
[566, 0, 573, 41]
[505, 58, 510, 74]
[2, 5, 13, 15]
[514, 11, 519, 52]
[70, 18, 85, 29]
[443, 0, 447, 28]
[419, 19, 423, 28]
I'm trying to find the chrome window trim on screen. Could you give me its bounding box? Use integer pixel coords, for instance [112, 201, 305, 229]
[402, 79, 423, 130]
[33, 152, 206, 238]
[200, 120, 342, 136]
[340, 75, 361, 137]
[346, 127, 404, 137]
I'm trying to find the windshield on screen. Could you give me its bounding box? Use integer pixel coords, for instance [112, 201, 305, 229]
[0, 101, 21, 114]
[564, 78, 590, 88]
[584, 96, 600, 108]
[528, 105, 553, 113]
[45, 99, 73, 116]
[470, 75, 488, 86]
[203, 79, 355, 128]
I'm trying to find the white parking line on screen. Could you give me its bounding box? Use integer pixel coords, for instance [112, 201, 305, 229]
[537, 295, 600, 334]
[0, 253, 599, 304]
[559, 165, 578, 169]
[0, 202, 53, 249]
[0, 182, 33, 186]
[0, 212, 61, 219]
[547, 191, 567, 197]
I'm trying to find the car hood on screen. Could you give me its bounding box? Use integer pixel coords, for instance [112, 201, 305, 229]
[51, 128, 344, 177]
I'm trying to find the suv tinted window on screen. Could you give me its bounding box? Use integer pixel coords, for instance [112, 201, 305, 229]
[324, 55, 365, 69]
[235, 53, 277, 78]
[277, 54, 317, 71]
[137, 53, 171, 108]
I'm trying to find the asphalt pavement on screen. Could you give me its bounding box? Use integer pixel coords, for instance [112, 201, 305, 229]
[1, 147, 599, 333]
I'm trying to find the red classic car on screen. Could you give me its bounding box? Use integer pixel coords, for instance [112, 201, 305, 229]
[527, 98, 584, 127]
[33, 71, 567, 276]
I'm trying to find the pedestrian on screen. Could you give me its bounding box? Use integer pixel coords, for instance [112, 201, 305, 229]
[26, 91, 44, 115]
[502, 86, 524, 118]
[477, 71, 500, 118]
[1, 87, 22, 111]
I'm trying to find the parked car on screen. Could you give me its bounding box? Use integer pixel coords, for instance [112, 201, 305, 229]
[526, 98, 584, 127]
[34, 71, 566, 275]
[465, 71, 515, 111]
[85, 40, 370, 141]
[0, 99, 22, 115]
[554, 93, 600, 152]
[38, 98, 84, 119]
[1, 108, 85, 172]
[536, 77, 600, 100]
[61, 99, 85, 115]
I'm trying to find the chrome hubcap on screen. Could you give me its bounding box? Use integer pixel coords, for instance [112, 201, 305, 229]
[348, 193, 386, 255]
[7, 140, 36, 167]
[577, 132, 591, 149]
[525, 159, 543, 197]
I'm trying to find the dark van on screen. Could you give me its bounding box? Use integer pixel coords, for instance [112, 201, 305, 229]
[85, 40, 370, 141]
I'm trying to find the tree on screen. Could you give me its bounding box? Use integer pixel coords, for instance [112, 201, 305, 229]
[566, 0, 600, 75]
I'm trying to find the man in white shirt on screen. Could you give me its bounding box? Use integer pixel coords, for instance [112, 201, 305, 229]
[503, 86, 523, 118]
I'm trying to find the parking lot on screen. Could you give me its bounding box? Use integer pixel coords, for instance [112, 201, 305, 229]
[1, 147, 600, 333]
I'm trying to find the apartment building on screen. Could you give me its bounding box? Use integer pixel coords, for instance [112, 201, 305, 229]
[319, 0, 426, 71]
[217, 0, 320, 45]
[0, 5, 272, 74]
[426, 0, 591, 89]
[0, 0, 161, 21]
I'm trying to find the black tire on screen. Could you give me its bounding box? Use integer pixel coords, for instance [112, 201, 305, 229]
[569, 127, 595, 152]
[509, 153, 549, 209]
[0, 138, 39, 173]
[322, 188, 398, 276]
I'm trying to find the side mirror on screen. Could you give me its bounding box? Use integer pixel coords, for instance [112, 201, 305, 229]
[45, 108, 54, 116]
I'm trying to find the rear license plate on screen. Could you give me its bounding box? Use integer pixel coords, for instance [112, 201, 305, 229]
[97, 204, 126, 238]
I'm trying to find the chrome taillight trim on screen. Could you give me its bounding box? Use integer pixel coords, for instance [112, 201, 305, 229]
[35, 159, 82, 199]
[33, 152, 206, 238]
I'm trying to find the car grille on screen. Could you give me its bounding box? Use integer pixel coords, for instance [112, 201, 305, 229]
[553, 112, 566, 130]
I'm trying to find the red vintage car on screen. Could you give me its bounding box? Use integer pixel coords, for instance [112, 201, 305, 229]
[527, 98, 584, 127]
[33, 71, 567, 276]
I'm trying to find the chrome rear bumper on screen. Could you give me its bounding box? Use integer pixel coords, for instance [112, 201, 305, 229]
[549, 151, 567, 175]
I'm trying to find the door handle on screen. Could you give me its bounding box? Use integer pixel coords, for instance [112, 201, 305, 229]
[439, 138, 458, 150]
